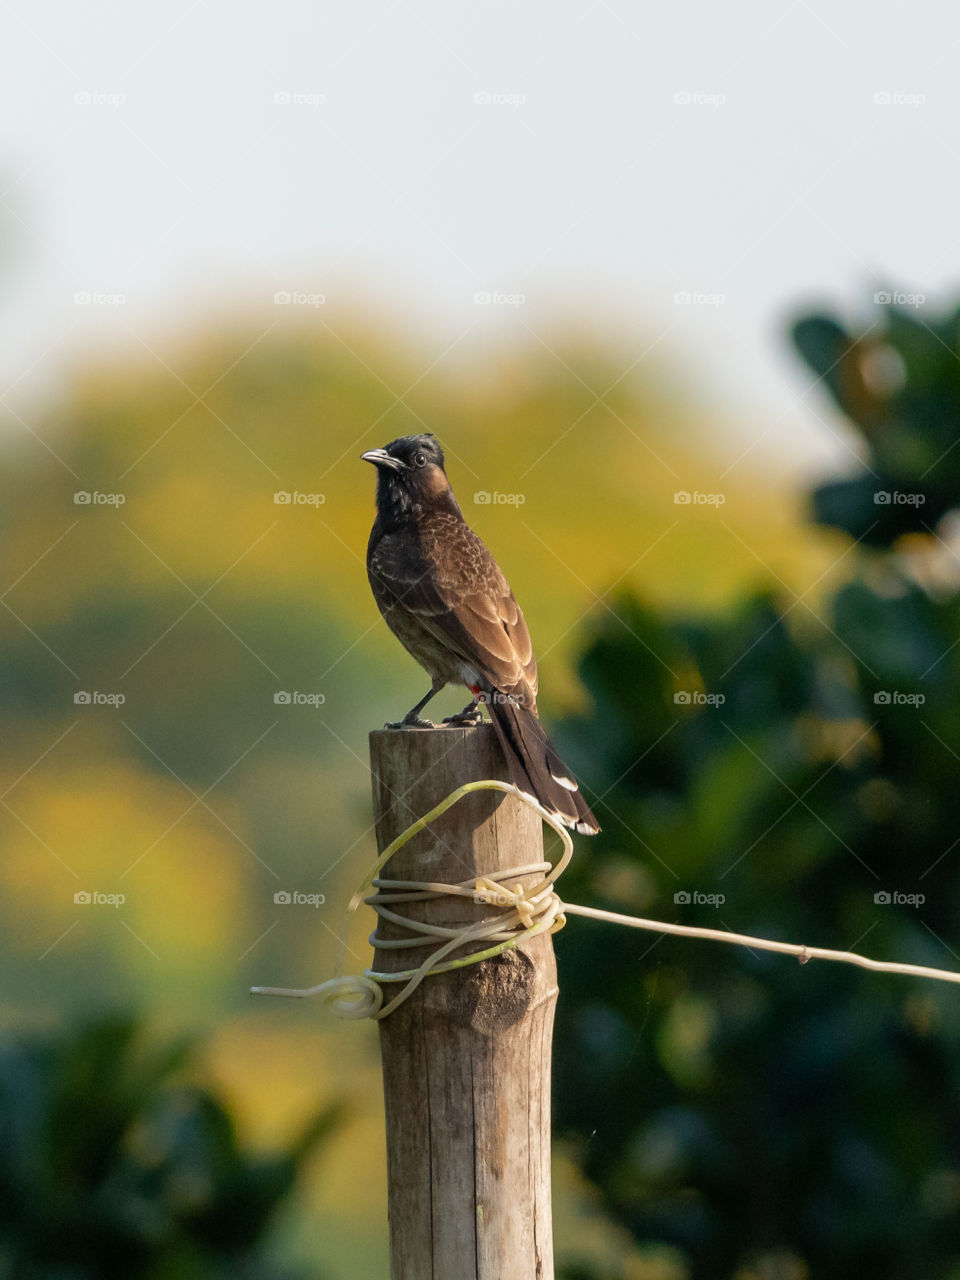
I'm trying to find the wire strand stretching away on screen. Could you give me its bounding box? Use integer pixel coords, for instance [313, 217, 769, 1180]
[251, 779, 960, 1018]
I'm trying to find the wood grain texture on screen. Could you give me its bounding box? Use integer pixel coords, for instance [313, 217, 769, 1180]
[370, 722, 556, 1280]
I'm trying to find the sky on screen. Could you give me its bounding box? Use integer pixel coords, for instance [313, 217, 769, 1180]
[0, 0, 958, 478]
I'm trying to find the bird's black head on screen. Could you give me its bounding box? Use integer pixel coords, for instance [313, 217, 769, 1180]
[362, 434, 459, 526]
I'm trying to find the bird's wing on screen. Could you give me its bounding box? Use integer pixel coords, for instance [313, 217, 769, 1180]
[445, 572, 538, 704]
[371, 517, 538, 704]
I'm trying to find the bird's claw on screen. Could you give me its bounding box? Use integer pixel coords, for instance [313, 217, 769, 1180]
[442, 708, 483, 726]
[385, 715, 436, 730]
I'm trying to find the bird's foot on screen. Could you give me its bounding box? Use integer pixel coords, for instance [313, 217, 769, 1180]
[385, 714, 436, 730]
[442, 703, 483, 727]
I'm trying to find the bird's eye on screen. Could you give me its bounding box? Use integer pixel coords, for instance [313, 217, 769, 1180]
[414, 453, 426, 468]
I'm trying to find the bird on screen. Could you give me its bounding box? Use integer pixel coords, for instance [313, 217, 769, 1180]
[362, 433, 599, 835]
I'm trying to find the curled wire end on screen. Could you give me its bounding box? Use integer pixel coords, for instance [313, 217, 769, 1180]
[250, 975, 383, 1019]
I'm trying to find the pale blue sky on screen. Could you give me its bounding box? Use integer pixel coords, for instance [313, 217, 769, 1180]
[1, 0, 957, 476]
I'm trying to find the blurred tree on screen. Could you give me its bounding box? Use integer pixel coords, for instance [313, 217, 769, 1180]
[0, 1016, 343, 1280]
[0, 321, 823, 1023]
[554, 295, 960, 1280]
[794, 299, 960, 545]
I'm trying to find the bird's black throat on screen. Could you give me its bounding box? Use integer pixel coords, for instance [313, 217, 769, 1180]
[373, 468, 416, 531]
[373, 468, 462, 534]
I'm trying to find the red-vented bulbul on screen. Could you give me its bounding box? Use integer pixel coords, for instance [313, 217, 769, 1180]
[362, 433, 599, 835]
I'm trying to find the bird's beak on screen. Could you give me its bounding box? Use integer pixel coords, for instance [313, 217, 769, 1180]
[361, 448, 404, 471]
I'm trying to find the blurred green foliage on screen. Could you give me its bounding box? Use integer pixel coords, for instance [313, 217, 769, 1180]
[554, 296, 960, 1279]
[795, 299, 960, 545]
[0, 1016, 342, 1280]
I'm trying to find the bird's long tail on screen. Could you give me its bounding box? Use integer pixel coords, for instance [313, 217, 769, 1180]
[486, 697, 600, 835]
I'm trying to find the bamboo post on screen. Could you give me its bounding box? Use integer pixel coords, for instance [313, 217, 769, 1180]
[369, 722, 556, 1280]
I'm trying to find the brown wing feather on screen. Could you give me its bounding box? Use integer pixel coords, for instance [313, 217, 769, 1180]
[369, 512, 538, 707]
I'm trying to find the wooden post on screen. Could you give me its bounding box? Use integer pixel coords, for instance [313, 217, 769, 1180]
[369, 722, 556, 1280]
